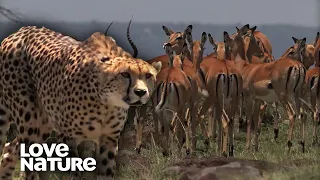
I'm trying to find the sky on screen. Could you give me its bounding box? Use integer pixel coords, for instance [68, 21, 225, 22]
[0, 0, 319, 27]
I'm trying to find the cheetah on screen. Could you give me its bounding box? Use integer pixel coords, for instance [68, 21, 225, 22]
[0, 20, 162, 180]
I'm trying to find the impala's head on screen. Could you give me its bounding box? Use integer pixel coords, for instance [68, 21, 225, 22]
[165, 43, 189, 68]
[230, 24, 251, 39]
[290, 37, 307, 60]
[185, 31, 207, 68]
[162, 25, 193, 54]
[224, 31, 246, 61]
[314, 32, 320, 66]
[208, 33, 228, 60]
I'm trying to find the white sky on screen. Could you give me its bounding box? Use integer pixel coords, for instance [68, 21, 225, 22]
[0, 0, 319, 27]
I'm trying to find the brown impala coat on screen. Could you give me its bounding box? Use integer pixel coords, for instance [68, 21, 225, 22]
[224, 30, 306, 152]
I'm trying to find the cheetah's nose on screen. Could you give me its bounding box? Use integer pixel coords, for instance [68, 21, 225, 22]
[134, 89, 147, 97]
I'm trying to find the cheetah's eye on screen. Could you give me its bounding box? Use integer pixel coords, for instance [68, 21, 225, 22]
[101, 57, 110, 62]
[120, 72, 130, 78]
[145, 73, 152, 79]
[176, 36, 182, 40]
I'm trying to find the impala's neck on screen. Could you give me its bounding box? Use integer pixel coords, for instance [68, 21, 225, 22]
[284, 44, 312, 68]
[173, 56, 183, 69]
[315, 40, 320, 67]
[303, 45, 316, 69]
[216, 42, 226, 60]
[191, 42, 203, 72]
[316, 48, 320, 67]
[229, 36, 248, 72]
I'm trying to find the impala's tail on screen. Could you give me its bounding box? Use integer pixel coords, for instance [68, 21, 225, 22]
[286, 66, 299, 94]
[155, 82, 180, 113]
[155, 82, 168, 113]
[216, 74, 227, 108]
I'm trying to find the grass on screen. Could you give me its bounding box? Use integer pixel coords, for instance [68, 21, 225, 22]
[11, 106, 320, 180]
[116, 122, 319, 180]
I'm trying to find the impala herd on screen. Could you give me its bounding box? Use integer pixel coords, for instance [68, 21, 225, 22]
[130, 24, 319, 157]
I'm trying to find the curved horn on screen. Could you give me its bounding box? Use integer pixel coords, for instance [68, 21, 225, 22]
[127, 16, 138, 58]
[104, 21, 114, 36]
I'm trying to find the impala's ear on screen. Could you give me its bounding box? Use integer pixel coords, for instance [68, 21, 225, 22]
[250, 26, 257, 32]
[292, 37, 298, 43]
[208, 33, 216, 47]
[223, 31, 231, 43]
[300, 37, 307, 48]
[244, 24, 250, 29]
[186, 32, 193, 46]
[236, 27, 239, 32]
[151, 61, 162, 73]
[184, 25, 193, 35]
[200, 32, 207, 48]
[162, 25, 174, 36]
[313, 32, 319, 47]
[181, 43, 189, 61]
[302, 37, 307, 43]
[183, 25, 193, 39]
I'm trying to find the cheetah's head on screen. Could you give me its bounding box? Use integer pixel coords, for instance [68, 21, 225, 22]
[98, 58, 162, 109]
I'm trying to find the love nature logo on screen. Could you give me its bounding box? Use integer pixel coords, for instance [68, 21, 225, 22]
[20, 143, 96, 172]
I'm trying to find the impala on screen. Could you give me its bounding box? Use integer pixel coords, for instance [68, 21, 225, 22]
[196, 33, 243, 157]
[224, 29, 306, 152]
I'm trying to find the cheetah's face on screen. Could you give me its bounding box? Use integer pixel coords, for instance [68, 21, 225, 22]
[98, 59, 162, 109]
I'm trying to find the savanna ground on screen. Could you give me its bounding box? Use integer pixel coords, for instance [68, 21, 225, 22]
[10, 104, 320, 180]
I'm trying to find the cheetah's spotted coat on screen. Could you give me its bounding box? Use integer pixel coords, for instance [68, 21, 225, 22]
[0, 25, 161, 180]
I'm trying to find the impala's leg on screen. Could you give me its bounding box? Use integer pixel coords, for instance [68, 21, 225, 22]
[175, 110, 184, 149]
[176, 109, 190, 155]
[221, 108, 229, 157]
[313, 108, 319, 145]
[211, 105, 217, 141]
[281, 100, 295, 152]
[151, 99, 160, 145]
[214, 105, 223, 155]
[228, 91, 240, 157]
[189, 100, 198, 154]
[160, 111, 170, 156]
[239, 93, 246, 128]
[198, 98, 213, 146]
[273, 102, 280, 141]
[257, 101, 268, 135]
[253, 100, 262, 152]
[134, 104, 148, 154]
[245, 95, 254, 150]
[311, 97, 319, 145]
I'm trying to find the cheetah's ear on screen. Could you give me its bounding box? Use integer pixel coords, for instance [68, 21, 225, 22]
[151, 61, 162, 73]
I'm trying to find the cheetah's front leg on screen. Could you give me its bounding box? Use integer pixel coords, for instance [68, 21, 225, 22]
[97, 135, 117, 180]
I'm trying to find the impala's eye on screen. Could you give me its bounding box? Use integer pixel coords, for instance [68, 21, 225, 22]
[120, 72, 130, 78]
[145, 73, 152, 79]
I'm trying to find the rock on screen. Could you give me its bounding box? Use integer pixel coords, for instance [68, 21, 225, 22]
[165, 156, 285, 180]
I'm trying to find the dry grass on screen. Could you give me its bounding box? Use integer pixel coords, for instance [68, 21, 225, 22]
[11, 106, 320, 179]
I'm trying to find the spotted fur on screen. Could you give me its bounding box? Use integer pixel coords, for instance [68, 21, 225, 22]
[0, 24, 161, 180]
